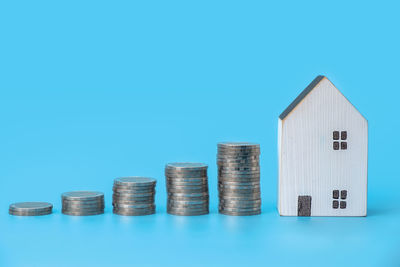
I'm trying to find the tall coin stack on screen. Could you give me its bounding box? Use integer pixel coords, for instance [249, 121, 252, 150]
[166, 163, 209, 216]
[217, 142, 261, 216]
[112, 177, 156, 216]
[62, 191, 105, 216]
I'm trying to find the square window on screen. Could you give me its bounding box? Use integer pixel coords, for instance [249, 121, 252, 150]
[341, 190, 347, 199]
[333, 190, 339, 199]
[333, 142, 339, 150]
[341, 142, 347, 150]
[333, 201, 339, 209]
[341, 131, 347, 140]
[340, 201, 346, 209]
[333, 131, 339, 140]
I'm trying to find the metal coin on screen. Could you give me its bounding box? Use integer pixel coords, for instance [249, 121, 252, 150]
[114, 203, 155, 209]
[219, 209, 261, 216]
[166, 162, 208, 169]
[218, 142, 260, 148]
[167, 209, 209, 216]
[113, 208, 155, 216]
[62, 191, 104, 200]
[112, 193, 155, 198]
[114, 177, 156, 186]
[62, 210, 104, 216]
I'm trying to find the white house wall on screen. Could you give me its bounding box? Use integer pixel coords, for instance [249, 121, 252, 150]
[278, 78, 368, 216]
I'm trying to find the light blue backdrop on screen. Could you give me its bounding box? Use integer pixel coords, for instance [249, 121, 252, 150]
[0, 1, 399, 266]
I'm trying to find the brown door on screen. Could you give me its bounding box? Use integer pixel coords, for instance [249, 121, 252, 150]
[298, 195, 312, 216]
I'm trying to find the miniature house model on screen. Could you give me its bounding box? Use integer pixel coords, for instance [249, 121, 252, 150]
[278, 76, 368, 216]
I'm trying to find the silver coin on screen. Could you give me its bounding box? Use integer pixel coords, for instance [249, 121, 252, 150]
[62, 200, 104, 206]
[217, 163, 260, 168]
[218, 165, 260, 170]
[62, 191, 104, 200]
[9, 202, 53, 211]
[168, 195, 209, 201]
[218, 189, 261, 194]
[219, 191, 261, 197]
[168, 199, 208, 205]
[167, 189, 209, 195]
[113, 208, 155, 216]
[112, 196, 155, 202]
[218, 184, 260, 190]
[62, 204, 105, 210]
[218, 169, 260, 174]
[112, 196, 154, 202]
[167, 209, 209, 216]
[168, 201, 209, 207]
[220, 202, 261, 209]
[219, 196, 261, 202]
[167, 185, 208, 190]
[219, 196, 261, 201]
[9, 211, 52, 216]
[117, 203, 155, 209]
[112, 193, 155, 199]
[218, 145, 260, 151]
[113, 184, 155, 191]
[218, 174, 260, 180]
[9, 205, 53, 216]
[113, 205, 155, 211]
[220, 205, 261, 211]
[165, 172, 207, 176]
[219, 209, 261, 216]
[218, 178, 260, 184]
[166, 162, 208, 169]
[114, 177, 156, 186]
[218, 142, 260, 148]
[62, 204, 104, 210]
[218, 150, 260, 156]
[113, 189, 155, 195]
[113, 192, 154, 197]
[219, 192, 261, 198]
[113, 207, 155, 213]
[62, 200, 104, 205]
[9, 208, 53, 214]
[167, 206, 209, 212]
[167, 184, 209, 190]
[166, 176, 208, 181]
[218, 180, 260, 186]
[166, 181, 208, 186]
[62, 210, 104, 216]
[219, 204, 261, 211]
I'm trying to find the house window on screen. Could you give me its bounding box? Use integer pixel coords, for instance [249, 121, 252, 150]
[332, 190, 347, 209]
[333, 131, 348, 150]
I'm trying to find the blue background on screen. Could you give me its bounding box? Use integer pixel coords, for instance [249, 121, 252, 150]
[0, 1, 399, 266]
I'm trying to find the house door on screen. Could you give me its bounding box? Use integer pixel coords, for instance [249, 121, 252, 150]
[298, 195, 312, 216]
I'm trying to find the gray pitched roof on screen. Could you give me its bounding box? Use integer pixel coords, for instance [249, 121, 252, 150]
[279, 75, 326, 120]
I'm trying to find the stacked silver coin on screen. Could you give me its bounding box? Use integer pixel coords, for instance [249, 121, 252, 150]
[166, 163, 209, 216]
[218, 142, 261, 216]
[62, 191, 105, 216]
[112, 177, 156, 216]
[9, 202, 53, 216]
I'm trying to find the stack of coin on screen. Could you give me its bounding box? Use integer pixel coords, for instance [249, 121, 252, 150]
[62, 191, 105, 216]
[112, 177, 156, 216]
[166, 163, 209, 216]
[217, 142, 261, 216]
[9, 202, 53, 216]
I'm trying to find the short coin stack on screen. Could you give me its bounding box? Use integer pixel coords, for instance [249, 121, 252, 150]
[112, 177, 156, 216]
[166, 163, 209, 216]
[218, 142, 261, 216]
[62, 191, 105, 216]
[9, 202, 53, 216]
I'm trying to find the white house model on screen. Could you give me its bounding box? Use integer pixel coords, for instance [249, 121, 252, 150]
[278, 76, 368, 216]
